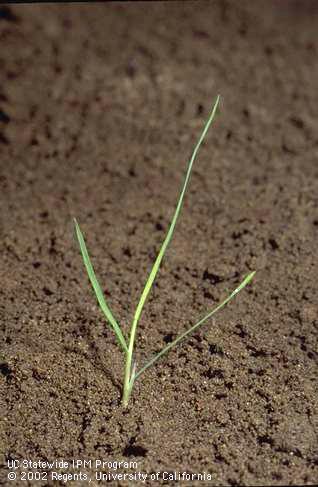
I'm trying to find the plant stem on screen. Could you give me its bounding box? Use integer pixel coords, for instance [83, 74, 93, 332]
[122, 351, 132, 407]
[122, 319, 138, 407]
[121, 97, 220, 407]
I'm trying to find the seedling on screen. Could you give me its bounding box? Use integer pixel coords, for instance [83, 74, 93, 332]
[74, 96, 255, 407]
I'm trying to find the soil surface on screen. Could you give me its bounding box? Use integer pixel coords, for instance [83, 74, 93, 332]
[1, 2, 317, 486]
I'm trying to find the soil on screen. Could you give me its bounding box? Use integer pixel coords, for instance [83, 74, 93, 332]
[1, 1, 317, 486]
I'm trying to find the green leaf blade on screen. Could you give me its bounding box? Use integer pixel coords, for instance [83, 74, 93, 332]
[135, 270, 256, 380]
[74, 218, 128, 353]
[131, 95, 221, 335]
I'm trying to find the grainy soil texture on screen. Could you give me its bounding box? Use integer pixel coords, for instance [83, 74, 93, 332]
[1, 1, 318, 486]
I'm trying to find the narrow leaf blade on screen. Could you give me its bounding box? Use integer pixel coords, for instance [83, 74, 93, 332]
[135, 270, 256, 380]
[132, 96, 220, 331]
[74, 218, 128, 353]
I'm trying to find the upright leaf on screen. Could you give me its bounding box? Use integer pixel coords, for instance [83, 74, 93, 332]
[74, 218, 128, 353]
[130, 96, 220, 340]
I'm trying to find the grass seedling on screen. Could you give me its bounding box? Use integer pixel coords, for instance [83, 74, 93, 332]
[74, 96, 256, 407]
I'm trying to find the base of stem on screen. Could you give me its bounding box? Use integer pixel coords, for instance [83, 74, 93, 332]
[122, 390, 130, 408]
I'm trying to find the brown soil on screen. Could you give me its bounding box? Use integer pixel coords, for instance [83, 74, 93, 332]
[1, 2, 317, 486]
